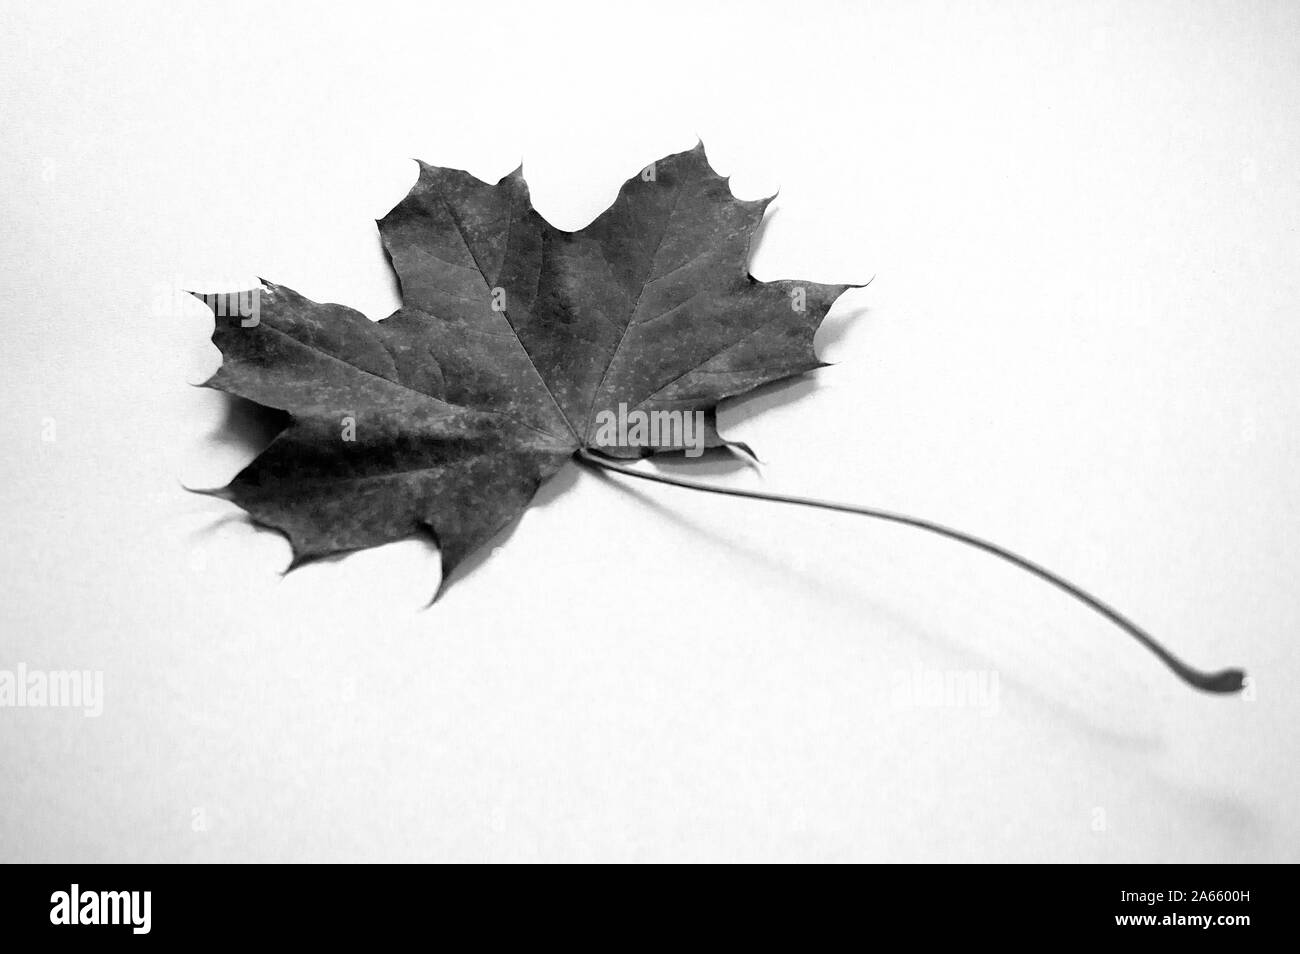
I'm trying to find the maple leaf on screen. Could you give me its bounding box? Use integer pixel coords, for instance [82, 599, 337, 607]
[194, 144, 858, 593]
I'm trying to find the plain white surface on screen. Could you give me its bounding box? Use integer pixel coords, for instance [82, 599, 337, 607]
[1, 0, 1298, 862]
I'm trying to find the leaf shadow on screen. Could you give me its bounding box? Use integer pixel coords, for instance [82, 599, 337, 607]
[583, 464, 1165, 754]
[1143, 772, 1270, 859]
[199, 392, 290, 459]
[817, 301, 868, 353]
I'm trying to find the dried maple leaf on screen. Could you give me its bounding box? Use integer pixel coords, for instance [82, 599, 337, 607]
[195, 144, 859, 593]
[191, 144, 1247, 694]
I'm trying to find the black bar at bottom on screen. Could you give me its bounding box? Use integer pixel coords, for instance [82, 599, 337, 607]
[0, 863, 1277, 942]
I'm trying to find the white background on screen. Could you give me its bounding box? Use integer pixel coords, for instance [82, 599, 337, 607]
[2, 0, 1298, 862]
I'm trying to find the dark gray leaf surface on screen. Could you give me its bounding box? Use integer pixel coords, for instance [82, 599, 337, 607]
[197, 143, 858, 593]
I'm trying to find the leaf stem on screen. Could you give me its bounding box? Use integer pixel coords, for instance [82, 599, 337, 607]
[575, 448, 1245, 695]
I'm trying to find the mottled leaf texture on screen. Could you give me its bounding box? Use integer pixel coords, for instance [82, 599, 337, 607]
[196, 143, 859, 594]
